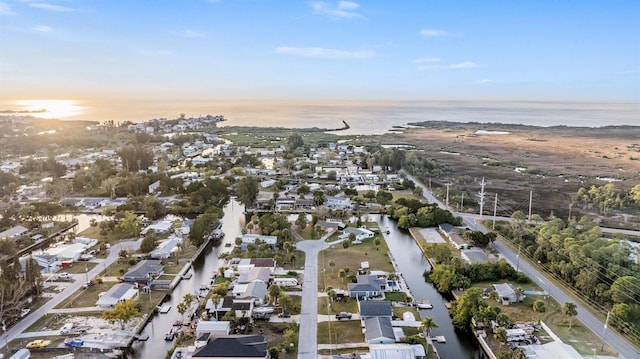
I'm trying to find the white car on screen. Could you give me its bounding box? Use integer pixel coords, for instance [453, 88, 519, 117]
[20, 308, 30, 317]
[58, 273, 72, 280]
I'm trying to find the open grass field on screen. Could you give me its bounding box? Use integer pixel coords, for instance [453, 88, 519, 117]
[77, 226, 133, 243]
[317, 296, 359, 315]
[317, 321, 365, 344]
[60, 262, 97, 274]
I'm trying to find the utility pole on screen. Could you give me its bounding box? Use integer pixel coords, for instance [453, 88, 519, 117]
[478, 177, 486, 218]
[568, 203, 573, 223]
[516, 244, 521, 272]
[460, 192, 464, 212]
[492, 193, 498, 230]
[528, 190, 533, 221]
[601, 311, 610, 351]
[445, 183, 451, 209]
[428, 178, 431, 191]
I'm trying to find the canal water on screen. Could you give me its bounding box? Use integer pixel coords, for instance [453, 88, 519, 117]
[130, 198, 245, 358]
[377, 214, 483, 359]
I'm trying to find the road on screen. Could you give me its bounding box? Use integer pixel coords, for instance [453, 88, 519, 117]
[295, 231, 346, 359]
[0, 240, 140, 350]
[402, 172, 640, 359]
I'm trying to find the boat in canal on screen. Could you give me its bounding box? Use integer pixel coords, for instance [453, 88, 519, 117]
[416, 300, 433, 309]
[164, 328, 176, 341]
[157, 304, 171, 313]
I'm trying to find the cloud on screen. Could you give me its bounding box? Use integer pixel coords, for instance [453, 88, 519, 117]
[28, 2, 75, 12]
[311, 1, 362, 19]
[417, 60, 485, 71]
[137, 49, 173, 56]
[420, 29, 448, 37]
[33, 25, 54, 32]
[476, 79, 495, 84]
[413, 57, 441, 64]
[0, 2, 16, 15]
[180, 30, 205, 38]
[448, 61, 483, 69]
[275, 46, 373, 59]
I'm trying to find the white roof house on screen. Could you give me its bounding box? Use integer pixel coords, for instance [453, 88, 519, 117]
[240, 234, 277, 251]
[195, 321, 231, 338]
[141, 220, 174, 235]
[45, 243, 87, 262]
[96, 283, 139, 309]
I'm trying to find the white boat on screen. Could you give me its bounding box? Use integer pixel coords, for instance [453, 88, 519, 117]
[157, 304, 171, 313]
[434, 335, 446, 343]
[416, 300, 433, 309]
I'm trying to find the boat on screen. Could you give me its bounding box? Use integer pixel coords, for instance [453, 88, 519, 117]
[134, 334, 149, 341]
[157, 304, 172, 313]
[211, 229, 225, 239]
[164, 328, 175, 341]
[181, 272, 192, 280]
[416, 300, 433, 309]
[198, 285, 210, 298]
[434, 335, 446, 343]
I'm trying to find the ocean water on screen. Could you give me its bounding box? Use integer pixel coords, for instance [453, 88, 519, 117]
[2, 100, 638, 135]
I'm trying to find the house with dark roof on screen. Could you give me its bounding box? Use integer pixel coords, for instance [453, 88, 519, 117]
[122, 260, 164, 283]
[348, 275, 386, 299]
[359, 300, 392, 321]
[193, 335, 267, 358]
[364, 317, 396, 344]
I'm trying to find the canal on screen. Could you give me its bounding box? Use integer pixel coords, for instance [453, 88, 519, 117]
[376, 214, 483, 359]
[130, 198, 245, 358]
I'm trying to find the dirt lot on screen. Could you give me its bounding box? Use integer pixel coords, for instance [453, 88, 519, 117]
[392, 123, 640, 223]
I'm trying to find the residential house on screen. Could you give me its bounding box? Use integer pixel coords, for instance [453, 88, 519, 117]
[141, 220, 173, 236]
[192, 335, 268, 359]
[492, 283, 518, 305]
[348, 275, 386, 299]
[148, 181, 161, 194]
[369, 343, 426, 359]
[340, 227, 374, 243]
[325, 196, 352, 210]
[96, 283, 138, 309]
[233, 281, 268, 305]
[0, 225, 28, 240]
[150, 238, 182, 259]
[195, 321, 231, 338]
[364, 317, 396, 344]
[235, 258, 277, 274]
[240, 235, 277, 251]
[237, 268, 271, 284]
[439, 223, 471, 250]
[122, 260, 164, 283]
[31, 254, 58, 273]
[231, 299, 254, 318]
[358, 300, 392, 321]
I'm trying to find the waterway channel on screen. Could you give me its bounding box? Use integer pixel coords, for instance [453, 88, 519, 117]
[376, 214, 483, 359]
[130, 198, 245, 358]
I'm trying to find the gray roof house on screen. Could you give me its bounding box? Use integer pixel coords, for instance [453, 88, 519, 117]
[122, 260, 164, 283]
[96, 283, 138, 309]
[493, 283, 518, 305]
[193, 335, 267, 358]
[359, 300, 392, 320]
[0, 225, 28, 239]
[348, 275, 386, 299]
[364, 317, 396, 344]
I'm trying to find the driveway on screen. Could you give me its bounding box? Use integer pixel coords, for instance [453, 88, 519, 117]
[0, 240, 140, 350]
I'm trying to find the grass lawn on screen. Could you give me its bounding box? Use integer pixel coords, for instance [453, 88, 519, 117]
[385, 291, 411, 302]
[54, 282, 114, 309]
[77, 226, 132, 244]
[317, 297, 359, 314]
[251, 322, 298, 359]
[317, 321, 365, 344]
[318, 347, 370, 356]
[280, 250, 306, 271]
[393, 307, 421, 320]
[392, 191, 423, 202]
[100, 260, 133, 277]
[319, 235, 393, 291]
[61, 262, 98, 274]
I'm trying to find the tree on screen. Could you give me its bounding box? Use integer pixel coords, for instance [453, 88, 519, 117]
[268, 346, 280, 359]
[295, 213, 307, 229]
[338, 269, 346, 286]
[419, 317, 439, 353]
[101, 299, 142, 330]
[450, 287, 483, 329]
[235, 176, 259, 208]
[313, 190, 326, 206]
[269, 285, 282, 305]
[211, 294, 222, 319]
[494, 327, 508, 347]
[608, 276, 640, 305]
[532, 300, 546, 313]
[140, 233, 159, 253]
[118, 211, 141, 238]
[279, 293, 293, 313]
[329, 259, 335, 274]
[177, 301, 187, 322]
[496, 313, 512, 328]
[562, 302, 578, 330]
[514, 287, 524, 302]
[286, 134, 304, 151]
[373, 238, 381, 251]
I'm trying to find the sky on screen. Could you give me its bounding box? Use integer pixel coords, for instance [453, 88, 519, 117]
[0, 0, 639, 103]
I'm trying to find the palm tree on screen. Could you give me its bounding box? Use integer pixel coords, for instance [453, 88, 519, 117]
[328, 259, 335, 274]
[489, 290, 499, 303]
[283, 241, 292, 254]
[562, 302, 578, 330]
[419, 317, 438, 353]
[177, 302, 187, 322]
[211, 294, 222, 320]
[515, 287, 525, 303]
[338, 269, 346, 286]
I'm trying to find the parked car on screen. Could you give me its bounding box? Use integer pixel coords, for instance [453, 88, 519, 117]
[26, 340, 51, 349]
[81, 280, 94, 289]
[64, 338, 84, 347]
[335, 312, 352, 320]
[277, 312, 291, 318]
[20, 308, 30, 318]
[57, 273, 71, 280]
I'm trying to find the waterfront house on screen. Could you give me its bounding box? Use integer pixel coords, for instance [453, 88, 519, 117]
[325, 196, 352, 210]
[348, 275, 386, 299]
[195, 321, 231, 338]
[141, 220, 173, 236]
[364, 317, 396, 344]
[358, 300, 392, 321]
[340, 227, 375, 242]
[150, 238, 182, 259]
[233, 281, 268, 305]
[240, 234, 277, 251]
[122, 260, 164, 283]
[192, 334, 268, 358]
[235, 258, 277, 273]
[96, 283, 138, 309]
[237, 267, 271, 284]
[369, 343, 426, 359]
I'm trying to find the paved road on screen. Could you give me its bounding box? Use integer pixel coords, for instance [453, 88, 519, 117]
[402, 172, 640, 359]
[295, 231, 346, 359]
[0, 240, 140, 350]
